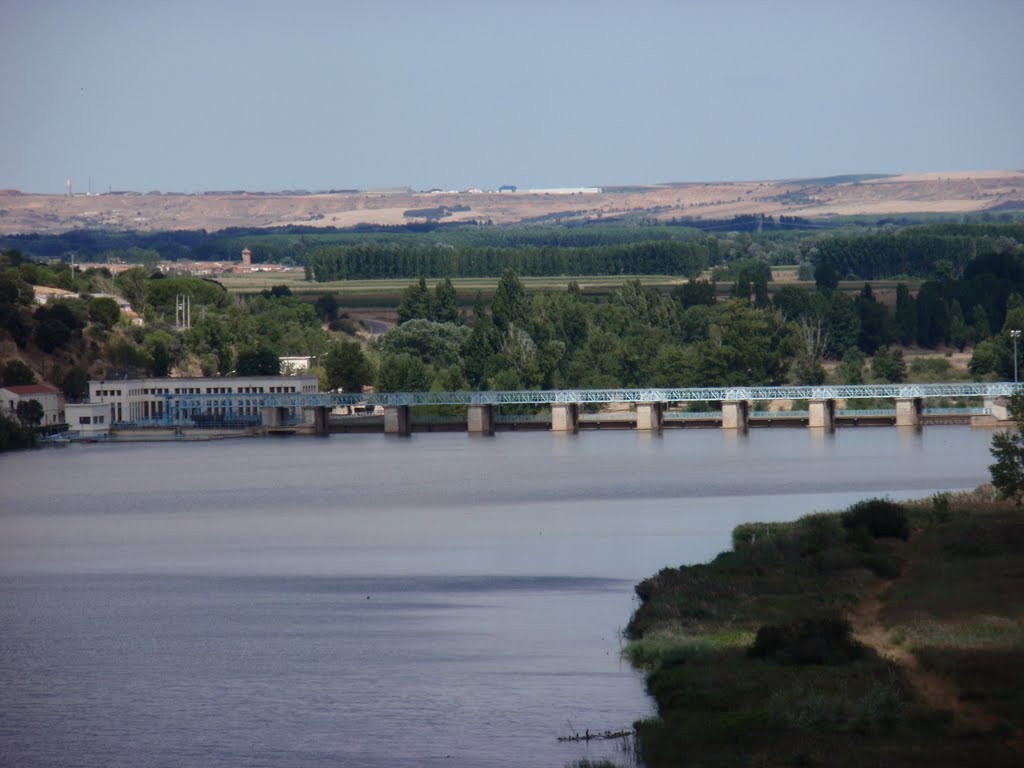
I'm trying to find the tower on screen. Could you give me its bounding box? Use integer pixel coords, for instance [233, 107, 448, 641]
[241, 247, 252, 267]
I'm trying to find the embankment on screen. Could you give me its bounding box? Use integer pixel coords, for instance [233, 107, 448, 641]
[624, 491, 1023, 767]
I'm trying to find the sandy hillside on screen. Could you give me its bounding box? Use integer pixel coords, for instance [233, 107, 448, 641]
[1, 170, 1021, 235]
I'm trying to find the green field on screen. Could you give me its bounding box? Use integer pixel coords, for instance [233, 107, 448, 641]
[217, 271, 693, 304]
[216, 270, 921, 308]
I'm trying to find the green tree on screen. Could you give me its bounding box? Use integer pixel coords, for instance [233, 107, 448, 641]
[989, 393, 1024, 504]
[826, 292, 860, 357]
[835, 347, 866, 384]
[894, 283, 917, 345]
[377, 320, 469, 368]
[397, 277, 431, 325]
[671, 279, 717, 309]
[855, 283, 891, 354]
[2, 359, 36, 386]
[969, 338, 999, 377]
[970, 305, 992, 345]
[0, 412, 35, 451]
[34, 316, 73, 352]
[236, 346, 280, 376]
[88, 296, 121, 328]
[15, 399, 44, 427]
[324, 341, 373, 392]
[377, 352, 430, 392]
[114, 267, 149, 312]
[144, 331, 175, 377]
[431, 277, 460, 323]
[61, 365, 89, 401]
[814, 262, 839, 293]
[491, 269, 530, 332]
[314, 293, 340, 322]
[262, 284, 292, 299]
[871, 346, 907, 383]
[695, 301, 794, 386]
[949, 300, 970, 351]
[463, 293, 499, 387]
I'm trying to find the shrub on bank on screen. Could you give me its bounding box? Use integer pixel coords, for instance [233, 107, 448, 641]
[841, 498, 910, 541]
[748, 615, 864, 665]
[0, 413, 35, 452]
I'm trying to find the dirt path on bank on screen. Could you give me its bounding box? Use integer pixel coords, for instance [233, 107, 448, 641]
[849, 540, 1021, 747]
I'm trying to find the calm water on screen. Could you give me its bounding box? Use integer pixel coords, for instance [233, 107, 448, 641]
[0, 427, 994, 767]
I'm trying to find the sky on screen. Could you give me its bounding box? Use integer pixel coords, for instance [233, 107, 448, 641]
[1, 0, 1022, 194]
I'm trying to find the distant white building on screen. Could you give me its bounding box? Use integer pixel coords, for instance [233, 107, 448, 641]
[0, 383, 63, 425]
[523, 187, 603, 195]
[279, 356, 313, 374]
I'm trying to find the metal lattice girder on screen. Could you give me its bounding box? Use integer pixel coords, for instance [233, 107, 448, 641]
[156, 382, 1021, 413]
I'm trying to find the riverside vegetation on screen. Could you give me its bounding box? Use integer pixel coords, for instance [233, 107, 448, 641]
[3, 221, 1024, 448]
[5, 222, 1024, 398]
[622, 491, 1024, 767]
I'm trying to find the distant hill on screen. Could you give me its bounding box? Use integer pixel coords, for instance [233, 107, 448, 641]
[1, 170, 1022, 235]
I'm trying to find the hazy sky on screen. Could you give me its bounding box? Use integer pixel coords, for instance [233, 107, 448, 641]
[2, 0, 1021, 193]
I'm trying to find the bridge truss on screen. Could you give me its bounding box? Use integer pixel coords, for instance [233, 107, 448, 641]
[154, 382, 1021, 426]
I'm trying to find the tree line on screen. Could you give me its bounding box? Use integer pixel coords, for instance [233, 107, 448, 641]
[304, 240, 713, 281]
[811, 223, 1024, 280]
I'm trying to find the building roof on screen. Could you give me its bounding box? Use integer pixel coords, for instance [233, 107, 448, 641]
[2, 384, 59, 396]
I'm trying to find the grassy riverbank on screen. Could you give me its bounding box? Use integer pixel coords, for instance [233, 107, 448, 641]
[624, 491, 1023, 767]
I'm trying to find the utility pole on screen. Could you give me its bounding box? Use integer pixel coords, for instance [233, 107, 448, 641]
[1012, 330, 1021, 384]
[176, 294, 191, 330]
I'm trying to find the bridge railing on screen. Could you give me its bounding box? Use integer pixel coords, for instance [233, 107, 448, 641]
[152, 382, 1020, 414]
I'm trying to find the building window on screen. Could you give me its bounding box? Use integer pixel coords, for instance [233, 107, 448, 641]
[79, 416, 91, 424]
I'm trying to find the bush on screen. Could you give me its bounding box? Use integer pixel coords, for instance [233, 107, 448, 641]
[88, 296, 121, 327]
[0, 412, 35, 451]
[841, 498, 910, 540]
[909, 356, 951, 378]
[1, 359, 36, 386]
[748, 615, 864, 665]
[793, 513, 845, 555]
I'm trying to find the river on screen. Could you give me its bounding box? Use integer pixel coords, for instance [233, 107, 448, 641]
[0, 427, 995, 767]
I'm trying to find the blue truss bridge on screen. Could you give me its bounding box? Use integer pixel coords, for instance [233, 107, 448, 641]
[145, 382, 1020, 435]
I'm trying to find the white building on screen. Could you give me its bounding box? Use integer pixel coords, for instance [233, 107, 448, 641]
[65, 402, 112, 437]
[0, 383, 63, 426]
[88, 375, 319, 423]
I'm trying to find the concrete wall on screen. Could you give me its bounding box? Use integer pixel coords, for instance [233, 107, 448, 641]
[895, 397, 922, 427]
[721, 400, 749, 430]
[468, 404, 495, 435]
[551, 403, 579, 432]
[384, 405, 411, 436]
[636, 402, 664, 431]
[808, 399, 835, 430]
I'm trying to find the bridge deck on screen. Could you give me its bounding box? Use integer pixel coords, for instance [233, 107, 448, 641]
[159, 382, 1018, 411]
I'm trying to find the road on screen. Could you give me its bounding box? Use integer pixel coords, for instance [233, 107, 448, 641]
[362, 319, 390, 337]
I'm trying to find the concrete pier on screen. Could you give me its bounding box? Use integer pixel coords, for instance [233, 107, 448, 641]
[636, 402, 664, 431]
[721, 400, 749, 431]
[467, 404, 496, 435]
[808, 399, 835, 430]
[895, 397, 923, 428]
[984, 396, 1010, 422]
[261, 406, 288, 429]
[384, 405, 412, 436]
[312, 407, 330, 435]
[551, 403, 579, 433]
